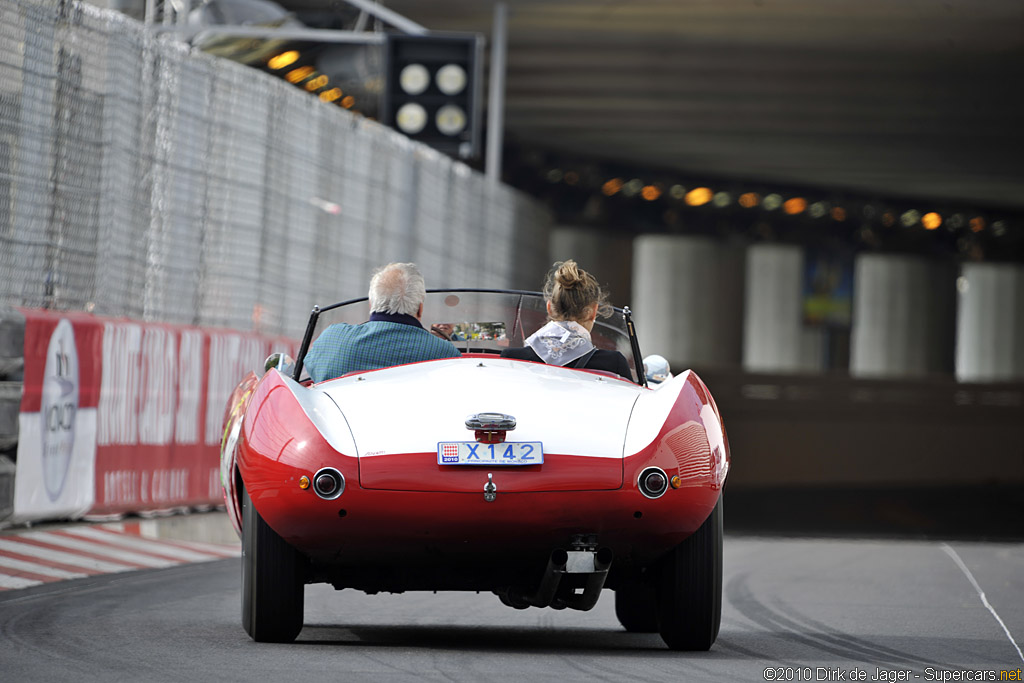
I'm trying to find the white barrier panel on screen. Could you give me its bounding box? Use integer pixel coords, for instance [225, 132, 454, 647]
[12, 308, 295, 523]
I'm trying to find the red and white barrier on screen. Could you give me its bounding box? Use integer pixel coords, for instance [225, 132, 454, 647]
[13, 309, 294, 523]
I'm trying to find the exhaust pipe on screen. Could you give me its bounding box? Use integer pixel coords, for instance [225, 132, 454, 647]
[554, 547, 613, 611]
[508, 548, 568, 608]
[501, 547, 614, 611]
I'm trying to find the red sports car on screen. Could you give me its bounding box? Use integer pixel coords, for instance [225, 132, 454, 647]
[219, 290, 729, 649]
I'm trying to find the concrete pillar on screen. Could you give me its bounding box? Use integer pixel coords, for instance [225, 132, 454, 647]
[631, 235, 743, 370]
[955, 262, 1024, 382]
[743, 244, 805, 372]
[850, 254, 956, 378]
[550, 226, 633, 305]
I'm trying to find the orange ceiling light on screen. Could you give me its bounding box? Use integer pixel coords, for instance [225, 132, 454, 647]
[641, 185, 662, 201]
[685, 187, 713, 206]
[738, 192, 759, 208]
[922, 212, 942, 230]
[602, 178, 624, 196]
[305, 75, 329, 91]
[970, 217, 986, 232]
[285, 66, 315, 84]
[268, 51, 300, 70]
[783, 197, 807, 215]
[320, 88, 342, 103]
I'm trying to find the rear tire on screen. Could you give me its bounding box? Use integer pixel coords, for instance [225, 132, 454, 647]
[614, 579, 659, 633]
[241, 484, 305, 642]
[656, 495, 723, 650]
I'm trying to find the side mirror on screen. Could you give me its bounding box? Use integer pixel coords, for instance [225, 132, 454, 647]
[264, 352, 295, 376]
[643, 354, 672, 385]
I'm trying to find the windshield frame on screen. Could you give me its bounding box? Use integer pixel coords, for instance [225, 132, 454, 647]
[292, 288, 646, 386]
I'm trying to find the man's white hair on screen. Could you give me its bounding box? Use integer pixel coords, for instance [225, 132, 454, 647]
[368, 262, 426, 316]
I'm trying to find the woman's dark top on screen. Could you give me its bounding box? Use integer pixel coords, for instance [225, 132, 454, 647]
[500, 346, 634, 381]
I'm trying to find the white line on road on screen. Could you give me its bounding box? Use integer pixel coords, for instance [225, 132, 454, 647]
[61, 527, 223, 563]
[941, 543, 1024, 665]
[20, 532, 179, 569]
[0, 539, 136, 574]
[0, 574, 42, 589]
[0, 555, 88, 580]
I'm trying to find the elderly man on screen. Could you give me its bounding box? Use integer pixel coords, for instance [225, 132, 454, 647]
[303, 262, 460, 382]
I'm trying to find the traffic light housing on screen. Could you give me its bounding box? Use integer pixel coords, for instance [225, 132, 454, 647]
[382, 33, 483, 159]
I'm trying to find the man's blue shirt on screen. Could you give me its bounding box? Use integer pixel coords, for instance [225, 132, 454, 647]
[303, 312, 461, 382]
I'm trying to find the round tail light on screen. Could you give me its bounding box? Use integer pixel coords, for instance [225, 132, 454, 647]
[638, 467, 669, 499]
[312, 467, 345, 500]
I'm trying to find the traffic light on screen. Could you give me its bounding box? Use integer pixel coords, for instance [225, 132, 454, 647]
[382, 33, 482, 159]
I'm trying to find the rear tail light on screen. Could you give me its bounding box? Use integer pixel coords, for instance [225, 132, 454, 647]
[638, 467, 668, 499]
[312, 467, 345, 500]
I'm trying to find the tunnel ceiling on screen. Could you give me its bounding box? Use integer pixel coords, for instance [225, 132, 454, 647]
[277, 0, 1024, 211]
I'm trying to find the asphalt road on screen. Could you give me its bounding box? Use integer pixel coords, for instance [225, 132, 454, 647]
[1, 536, 1021, 683]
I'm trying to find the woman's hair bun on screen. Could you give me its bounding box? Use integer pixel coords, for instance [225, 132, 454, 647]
[554, 260, 584, 289]
[544, 259, 611, 322]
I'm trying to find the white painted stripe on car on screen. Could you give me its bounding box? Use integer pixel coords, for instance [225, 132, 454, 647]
[19, 532, 180, 569]
[0, 539, 137, 574]
[61, 528, 222, 563]
[0, 555, 88, 580]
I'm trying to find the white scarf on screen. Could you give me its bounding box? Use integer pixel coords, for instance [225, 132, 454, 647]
[525, 320, 595, 366]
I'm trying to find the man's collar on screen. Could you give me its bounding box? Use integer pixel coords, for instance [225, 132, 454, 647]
[369, 311, 423, 328]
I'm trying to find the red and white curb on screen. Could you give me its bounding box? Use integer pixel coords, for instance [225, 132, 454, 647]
[0, 521, 240, 591]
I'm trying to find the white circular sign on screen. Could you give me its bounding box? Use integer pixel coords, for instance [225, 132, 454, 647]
[40, 319, 79, 502]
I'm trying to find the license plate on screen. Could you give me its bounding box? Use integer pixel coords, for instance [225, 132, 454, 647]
[437, 441, 543, 466]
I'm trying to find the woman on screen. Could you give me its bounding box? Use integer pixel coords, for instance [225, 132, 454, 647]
[501, 260, 633, 380]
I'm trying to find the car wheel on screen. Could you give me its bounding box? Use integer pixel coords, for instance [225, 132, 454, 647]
[241, 483, 305, 643]
[655, 495, 723, 650]
[614, 579, 659, 633]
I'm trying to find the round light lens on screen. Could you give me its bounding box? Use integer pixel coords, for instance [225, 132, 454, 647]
[396, 103, 428, 134]
[398, 63, 430, 95]
[638, 466, 669, 499]
[435, 104, 467, 136]
[435, 63, 467, 95]
[315, 474, 336, 495]
[645, 471, 666, 492]
[312, 467, 345, 500]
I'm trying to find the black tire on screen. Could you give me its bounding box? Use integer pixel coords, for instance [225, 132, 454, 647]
[656, 495, 723, 650]
[241, 484, 305, 643]
[614, 579, 660, 633]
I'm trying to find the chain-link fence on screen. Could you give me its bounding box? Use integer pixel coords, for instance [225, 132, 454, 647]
[0, 0, 552, 338]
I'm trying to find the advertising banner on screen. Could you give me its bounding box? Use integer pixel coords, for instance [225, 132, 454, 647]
[13, 309, 294, 523]
[14, 311, 101, 522]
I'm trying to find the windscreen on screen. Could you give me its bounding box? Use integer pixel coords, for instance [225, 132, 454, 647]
[299, 290, 639, 382]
